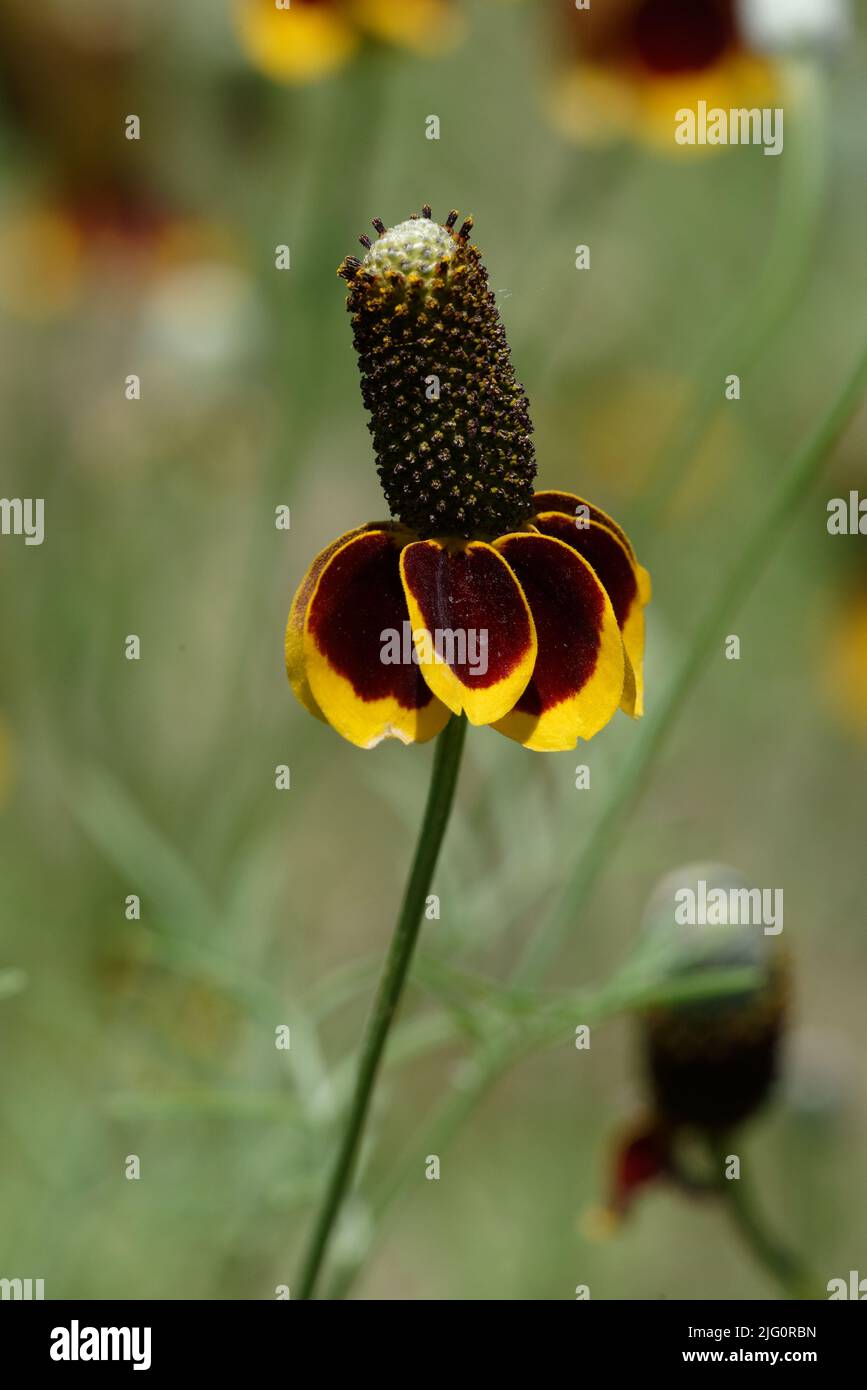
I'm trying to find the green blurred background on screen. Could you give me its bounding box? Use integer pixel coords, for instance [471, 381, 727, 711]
[1, 0, 866, 1300]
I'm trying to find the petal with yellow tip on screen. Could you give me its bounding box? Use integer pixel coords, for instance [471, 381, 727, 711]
[399, 538, 536, 726]
[491, 533, 625, 752]
[533, 510, 646, 717]
[286, 524, 376, 722]
[303, 528, 450, 749]
[532, 489, 651, 602]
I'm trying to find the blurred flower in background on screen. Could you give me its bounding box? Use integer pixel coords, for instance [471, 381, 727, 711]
[234, 0, 466, 85]
[0, 192, 248, 323]
[595, 863, 789, 1224]
[0, 0, 207, 316]
[739, 0, 851, 54]
[546, 0, 775, 150]
[0, 0, 265, 475]
[0, 713, 14, 811]
[544, 366, 740, 518]
[822, 568, 867, 742]
[542, 0, 857, 153]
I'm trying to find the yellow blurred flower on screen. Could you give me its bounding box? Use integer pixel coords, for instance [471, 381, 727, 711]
[541, 367, 739, 521]
[547, 0, 777, 152]
[0, 191, 240, 320]
[234, 0, 465, 86]
[235, 0, 359, 83]
[824, 577, 867, 740]
[0, 207, 82, 320]
[0, 715, 14, 810]
[351, 0, 465, 55]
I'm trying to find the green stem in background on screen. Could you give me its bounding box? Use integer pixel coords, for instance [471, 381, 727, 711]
[324, 967, 762, 1299]
[295, 714, 467, 1300]
[709, 1138, 817, 1299]
[516, 333, 867, 987]
[326, 336, 867, 1299]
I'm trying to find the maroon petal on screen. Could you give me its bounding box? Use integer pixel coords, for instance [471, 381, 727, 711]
[399, 539, 536, 725]
[491, 533, 625, 750]
[304, 528, 450, 747]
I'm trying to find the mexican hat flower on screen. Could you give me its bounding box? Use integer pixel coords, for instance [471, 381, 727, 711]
[599, 865, 788, 1222]
[547, 0, 778, 151]
[234, 0, 465, 86]
[285, 207, 650, 751]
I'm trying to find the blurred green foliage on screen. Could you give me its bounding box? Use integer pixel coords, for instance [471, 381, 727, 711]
[0, 0, 866, 1299]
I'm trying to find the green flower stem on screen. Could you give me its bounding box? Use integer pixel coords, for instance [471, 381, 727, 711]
[326, 336, 867, 1299]
[325, 1035, 515, 1301]
[295, 713, 468, 1300]
[710, 1139, 818, 1299]
[325, 966, 766, 1300]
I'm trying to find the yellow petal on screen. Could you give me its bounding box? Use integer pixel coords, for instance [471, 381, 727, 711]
[286, 524, 374, 722]
[235, 0, 360, 85]
[490, 533, 625, 752]
[399, 538, 537, 726]
[302, 528, 450, 748]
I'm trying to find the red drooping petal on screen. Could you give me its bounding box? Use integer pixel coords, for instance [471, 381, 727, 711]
[533, 510, 646, 716]
[399, 538, 537, 725]
[300, 527, 450, 748]
[491, 532, 625, 750]
[533, 490, 651, 601]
